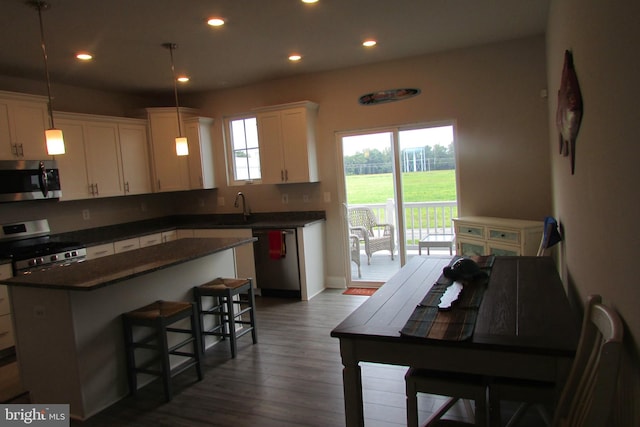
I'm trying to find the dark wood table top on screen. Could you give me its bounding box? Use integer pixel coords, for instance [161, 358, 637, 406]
[331, 256, 580, 357]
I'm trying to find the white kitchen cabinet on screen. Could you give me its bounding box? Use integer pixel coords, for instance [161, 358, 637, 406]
[185, 117, 215, 189]
[0, 91, 49, 160]
[192, 229, 256, 281]
[113, 238, 140, 254]
[0, 262, 14, 350]
[55, 113, 151, 200]
[118, 123, 152, 195]
[146, 107, 215, 193]
[86, 243, 115, 260]
[453, 216, 543, 257]
[139, 233, 162, 248]
[257, 101, 318, 184]
[162, 230, 178, 242]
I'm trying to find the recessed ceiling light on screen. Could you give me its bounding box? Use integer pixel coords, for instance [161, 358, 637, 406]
[362, 40, 377, 47]
[76, 52, 93, 60]
[177, 76, 190, 83]
[301, 0, 318, 4]
[288, 54, 302, 62]
[207, 17, 225, 27]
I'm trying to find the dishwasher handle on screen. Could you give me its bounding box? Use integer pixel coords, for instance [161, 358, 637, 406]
[252, 229, 295, 236]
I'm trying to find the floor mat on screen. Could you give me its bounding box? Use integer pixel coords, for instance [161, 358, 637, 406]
[343, 287, 378, 296]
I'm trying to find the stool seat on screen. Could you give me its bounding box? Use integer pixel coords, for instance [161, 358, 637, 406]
[122, 300, 203, 401]
[125, 300, 193, 321]
[194, 277, 257, 358]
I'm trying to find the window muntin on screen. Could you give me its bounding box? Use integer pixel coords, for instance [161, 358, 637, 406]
[228, 117, 261, 182]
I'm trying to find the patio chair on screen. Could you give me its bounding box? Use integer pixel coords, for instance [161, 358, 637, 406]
[350, 234, 361, 278]
[348, 207, 395, 264]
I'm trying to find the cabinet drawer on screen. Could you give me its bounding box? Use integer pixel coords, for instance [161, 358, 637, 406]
[456, 224, 485, 238]
[0, 262, 12, 280]
[0, 313, 14, 350]
[139, 233, 162, 248]
[86, 243, 115, 260]
[114, 238, 140, 253]
[162, 230, 177, 242]
[0, 286, 9, 315]
[488, 228, 520, 244]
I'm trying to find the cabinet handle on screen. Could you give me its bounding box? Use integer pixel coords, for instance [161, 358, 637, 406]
[281, 170, 285, 181]
[157, 180, 161, 190]
[121, 244, 135, 249]
[95, 183, 99, 196]
[19, 143, 24, 157]
[95, 250, 108, 255]
[89, 183, 94, 195]
[124, 182, 130, 193]
[284, 169, 288, 182]
[0, 331, 9, 337]
[11, 143, 18, 156]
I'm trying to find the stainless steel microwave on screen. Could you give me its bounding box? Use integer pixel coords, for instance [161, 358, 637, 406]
[0, 160, 62, 202]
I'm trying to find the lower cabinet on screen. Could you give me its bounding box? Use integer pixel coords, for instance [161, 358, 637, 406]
[453, 216, 543, 257]
[0, 263, 14, 351]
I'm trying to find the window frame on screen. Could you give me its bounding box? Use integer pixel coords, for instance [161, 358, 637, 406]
[223, 113, 263, 186]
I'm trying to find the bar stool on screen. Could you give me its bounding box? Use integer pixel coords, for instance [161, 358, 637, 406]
[193, 277, 258, 358]
[122, 300, 203, 401]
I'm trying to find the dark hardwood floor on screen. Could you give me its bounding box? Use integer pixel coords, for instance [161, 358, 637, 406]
[68, 289, 545, 426]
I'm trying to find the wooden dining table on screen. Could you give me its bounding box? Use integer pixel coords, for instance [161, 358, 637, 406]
[330, 256, 580, 427]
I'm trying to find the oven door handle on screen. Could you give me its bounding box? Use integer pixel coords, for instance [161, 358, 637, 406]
[38, 161, 49, 197]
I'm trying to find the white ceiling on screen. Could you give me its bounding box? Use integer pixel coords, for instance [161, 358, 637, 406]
[0, 0, 549, 95]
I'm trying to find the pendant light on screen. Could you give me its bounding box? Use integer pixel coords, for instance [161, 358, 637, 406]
[163, 43, 188, 156]
[29, 0, 65, 155]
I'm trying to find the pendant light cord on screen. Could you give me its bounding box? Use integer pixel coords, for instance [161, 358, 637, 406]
[165, 43, 183, 137]
[34, 1, 56, 129]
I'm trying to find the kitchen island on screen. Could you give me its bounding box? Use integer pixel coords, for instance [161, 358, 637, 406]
[0, 237, 254, 420]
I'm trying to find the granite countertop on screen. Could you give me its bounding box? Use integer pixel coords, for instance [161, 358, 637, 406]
[0, 237, 255, 291]
[54, 211, 326, 247]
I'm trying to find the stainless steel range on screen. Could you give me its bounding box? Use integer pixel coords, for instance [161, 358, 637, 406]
[0, 219, 86, 275]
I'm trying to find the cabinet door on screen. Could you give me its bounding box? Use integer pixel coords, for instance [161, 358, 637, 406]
[148, 112, 190, 192]
[56, 119, 91, 200]
[114, 238, 140, 253]
[280, 108, 311, 183]
[7, 100, 49, 159]
[257, 111, 285, 184]
[119, 123, 151, 195]
[185, 117, 215, 189]
[458, 239, 486, 256]
[85, 122, 123, 198]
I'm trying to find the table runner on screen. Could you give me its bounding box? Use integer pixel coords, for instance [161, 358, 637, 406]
[400, 256, 494, 341]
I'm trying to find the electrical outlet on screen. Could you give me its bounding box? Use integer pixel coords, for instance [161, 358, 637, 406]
[82, 209, 90, 220]
[282, 194, 289, 204]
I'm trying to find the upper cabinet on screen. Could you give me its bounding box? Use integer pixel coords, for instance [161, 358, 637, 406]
[185, 116, 215, 190]
[55, 112, 151, 200]
[0, 91, 50, 160]
[145, 108, 215, 192]
[257, 101, 319, 184]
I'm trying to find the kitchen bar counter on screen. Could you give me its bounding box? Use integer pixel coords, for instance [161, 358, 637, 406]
[0, 237, 255, 291]
[5, 237, 252, 420]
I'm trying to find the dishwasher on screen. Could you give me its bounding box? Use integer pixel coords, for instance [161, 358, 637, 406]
[252, 229, 301, 298]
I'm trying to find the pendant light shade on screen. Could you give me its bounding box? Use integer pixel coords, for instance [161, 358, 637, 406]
[29, 0, 65, 155]
[163, 43, 188, 156]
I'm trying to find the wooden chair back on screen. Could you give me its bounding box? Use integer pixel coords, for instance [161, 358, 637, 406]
[552, 294, 623, 427]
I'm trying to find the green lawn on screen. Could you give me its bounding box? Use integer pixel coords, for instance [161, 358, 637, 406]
[346, 170, 457, 204]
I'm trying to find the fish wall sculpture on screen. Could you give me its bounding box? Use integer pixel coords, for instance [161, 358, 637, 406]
[556, 50, 583, 175]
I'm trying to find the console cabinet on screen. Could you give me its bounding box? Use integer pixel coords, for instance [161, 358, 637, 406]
[257, 101, 318, 184]
[453, 216, 543, 257]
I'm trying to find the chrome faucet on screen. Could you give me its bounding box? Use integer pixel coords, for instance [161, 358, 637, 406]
[234, 191, 251, 222]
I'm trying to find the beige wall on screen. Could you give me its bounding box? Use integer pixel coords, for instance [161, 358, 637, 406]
[547, 1, 640, 425]
[0, 35, 550, 285]
[189, 35, 551, 285]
